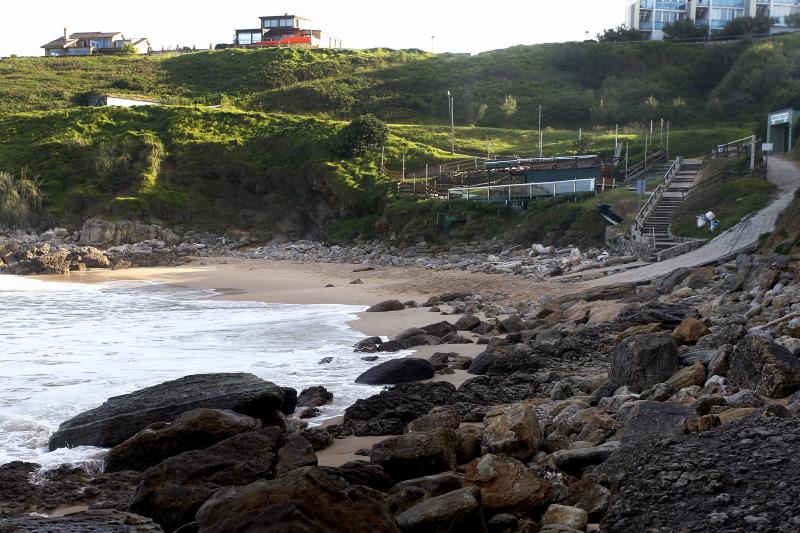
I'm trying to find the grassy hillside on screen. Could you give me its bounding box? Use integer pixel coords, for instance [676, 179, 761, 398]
[2, 35, 800, 129]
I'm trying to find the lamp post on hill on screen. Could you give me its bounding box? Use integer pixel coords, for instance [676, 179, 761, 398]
[447, 90, 455, 154]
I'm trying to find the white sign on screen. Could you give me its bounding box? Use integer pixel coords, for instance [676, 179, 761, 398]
[770, 112, 790, 125]
[762, 143, 774, 152]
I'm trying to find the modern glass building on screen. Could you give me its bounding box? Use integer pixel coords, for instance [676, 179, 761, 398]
[625, 0, 800, 39]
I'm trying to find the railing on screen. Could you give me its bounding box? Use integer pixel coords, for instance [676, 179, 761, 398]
[709, 136, 754, 159]
[448, 178, 596, 202]
[633, 156, 683, 234]
[681, 167, 736, 199]
[623, 149, 667, 181]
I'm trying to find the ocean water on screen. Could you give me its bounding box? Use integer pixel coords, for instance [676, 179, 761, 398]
[0, 275, 402, 470]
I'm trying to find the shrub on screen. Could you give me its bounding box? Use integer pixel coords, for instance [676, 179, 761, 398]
[336, 114, 389, 158]
[663, 19, 708, 40]
[720, 16, 776, 37]
[0, 170, 41, 229]
[597, 25, 645, 43]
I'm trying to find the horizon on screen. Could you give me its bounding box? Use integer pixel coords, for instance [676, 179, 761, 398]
[0, 0, 623, 57]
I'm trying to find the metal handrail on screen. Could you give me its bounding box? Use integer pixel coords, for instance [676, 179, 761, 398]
[623, 150, 667, 181]
[709, 136, 754, 159]
[634, 157, 683, 233]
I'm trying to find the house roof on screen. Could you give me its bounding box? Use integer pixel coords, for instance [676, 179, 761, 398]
[41, 37, 78, 49]
[259, 14, 309, 21]
[70, 32, 123, 39]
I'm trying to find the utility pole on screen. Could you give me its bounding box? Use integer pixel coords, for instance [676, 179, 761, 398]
[431, 36, 435, 53]
[447, 90, 455, 154]
[380, 146, 385, 172]
[402, 153, 406, 181]
[538, 104, 543, 158]
[650, 120, 654, 146]
[615, 124, 619, 148]
[666, 122, 670, 159]
[625, 142, 629, 180]
[750, 134, 756, 176]
[660, 118, 664, 144]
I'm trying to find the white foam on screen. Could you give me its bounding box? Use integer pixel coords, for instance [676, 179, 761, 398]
[0, 276, 404, 468]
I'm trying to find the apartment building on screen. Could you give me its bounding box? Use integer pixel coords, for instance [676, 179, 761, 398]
[625, 0, 800, 40]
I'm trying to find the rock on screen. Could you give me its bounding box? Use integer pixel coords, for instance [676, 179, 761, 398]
[344, 382, 456, 436]
[672, 318, 711, 345]
[366, 300, 405, 312]
[128, 428, 287, 531]
[683, 414, 721, 433]
[724, 390, 765, 408]
[666, 362, 707, 389]
[421, 321, 458, 338]
[355, 358, 436, 385]
[321, 461, 395, 493]
[727, 334, 800, 398]
[297, 386, 333, 408]
[542, 504, 589, 531]
[621, 401, 694, 442]
[499, 315, 526, 333]
[0, 510, 163, 532]
[194, 467, 400, 533]
[49, 374, 290, 450]
[565, 479, 611, 519]
[718, 407, 756, 424]
[104, 408, 261, 473]
[356, 337, 383, 351]
[708, 346, 731, 377]
[464, 454, 550, 514]
[549, 441, 621, 476]
[397, 327, 428, 341]
[389, 472, 464, 497]
[350, 278, 364, 284]
[300, 427, 334, 451]
[395, 487, 485, 533]
[454, 315, 482, 331]
[318, 357, 334, 364]
[617, 302, 698, 328]
[482, 402, 541, 460]
[467, 351, 496, 375]
[610, 332, 680, 393]
[369, 429, 458, 481]
[455, 426, 483, 465]
[406, 409, 460, 433]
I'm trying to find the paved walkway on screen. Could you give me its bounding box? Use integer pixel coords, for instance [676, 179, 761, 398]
[587, 157, 799, 286]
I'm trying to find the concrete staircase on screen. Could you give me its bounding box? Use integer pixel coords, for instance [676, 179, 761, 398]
[638, 161, 701, 259]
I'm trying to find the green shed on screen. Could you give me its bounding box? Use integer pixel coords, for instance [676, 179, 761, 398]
[766, 108, 800, 153]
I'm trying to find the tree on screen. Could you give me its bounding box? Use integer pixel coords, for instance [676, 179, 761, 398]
[120, 43, 137, 55]
[500, 95, 518, 118]
[473, 103, 488, 126]
[720, 16, 776, 37]
[597, 25, 645, 43]
[335, 114, 388, 158]
[0, 171, 41, 229]
[784, 13, 800, 27]
[663, 19, 708, 40]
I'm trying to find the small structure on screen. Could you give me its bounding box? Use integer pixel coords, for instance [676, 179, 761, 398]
[87, 95, 161, 108]
[766, 108, 800, 153]
[234, 14, 342, 49]
[42, 28, 150, 56]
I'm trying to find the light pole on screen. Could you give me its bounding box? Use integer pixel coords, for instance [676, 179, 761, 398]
[431, 36, 435, 53]
[538, 104, 543, 158]
[447, 90, 455, 154]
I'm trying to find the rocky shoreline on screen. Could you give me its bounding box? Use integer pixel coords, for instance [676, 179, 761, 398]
[2, 248, 800, 532]
[0, 219, 639, 280]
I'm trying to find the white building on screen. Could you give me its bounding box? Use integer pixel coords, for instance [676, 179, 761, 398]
[42, 29, 151, 56]
[625, 0, 800, 40]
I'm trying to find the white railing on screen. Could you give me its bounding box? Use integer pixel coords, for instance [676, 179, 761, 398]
[448, 178, 596, 202]
[633, 157, 683, 234]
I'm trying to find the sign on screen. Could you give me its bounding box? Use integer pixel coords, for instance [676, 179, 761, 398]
[770, 112, 790, 126]
[762, 143, 774, 152]
[636, 179, 646, 196]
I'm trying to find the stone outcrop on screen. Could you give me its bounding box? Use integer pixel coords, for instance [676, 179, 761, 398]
[464, 454, 550, 514]
[355, 358, 436, 385]
[482, 402, 541, 460]
[49, 374, 291, 450]
[369, 429, 458, 481]
[727, 335, 800, 398]
[610, 332, 680, 392]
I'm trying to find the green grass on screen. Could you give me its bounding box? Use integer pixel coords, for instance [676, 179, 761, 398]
[761, 188, 800, 254]
[3, 34, 800, 129]
[671, 175, 777, 238]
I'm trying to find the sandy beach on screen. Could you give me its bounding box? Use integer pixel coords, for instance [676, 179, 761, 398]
[33, 256, 580, 467]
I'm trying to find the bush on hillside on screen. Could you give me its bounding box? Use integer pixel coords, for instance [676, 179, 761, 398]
[336, 115, 389, 158]
[720, 16, 776, 37]
[663, 20, 709, 40]
[0, 170, 41, 229]
[597, 25, 646, 43]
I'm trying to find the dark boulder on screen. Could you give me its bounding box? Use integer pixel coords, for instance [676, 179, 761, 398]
[727, 335, 800, 398]
[610, 333, 680, 393]
[128, 428, 298, 531]
[370, 429, 458, 481]
[617, 302, 699, 328]
[0, 510, 163, 533]
[395, 487, 485, 533]
[355, 358, 436, 385]
[450, 373, 543, 420]
[454, 315, 482, 331]
[297, 386, 333, 408]
[366, 300, 405, 312]
[499, 315, 526, 333]
[104, 409, 260, 473]
[320, 461, 396, 492]
[468, 351, 496, 375]
[620, 401, 693, 442]
[344, 382, 456, 436]
[300, 427, 334, 451]
[389, 472, 464, 497]
[194, 467, 400, 533]
[49, 373, 289, 450]
[421, 321, 458, 338]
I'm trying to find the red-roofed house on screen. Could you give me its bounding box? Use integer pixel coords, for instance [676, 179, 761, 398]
[234, 14, 342, 49]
